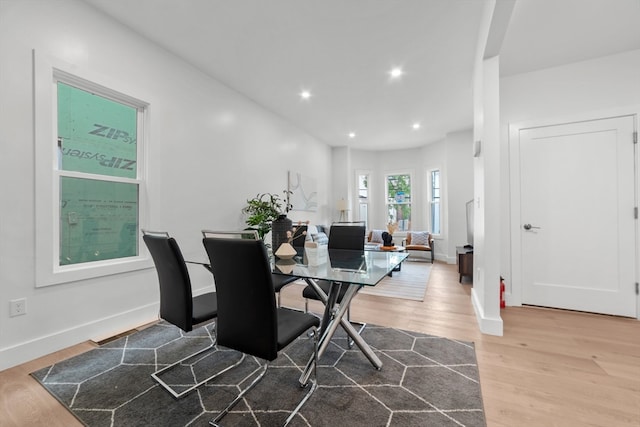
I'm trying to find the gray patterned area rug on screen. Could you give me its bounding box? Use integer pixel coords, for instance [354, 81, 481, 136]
[31, 321, 485, 427]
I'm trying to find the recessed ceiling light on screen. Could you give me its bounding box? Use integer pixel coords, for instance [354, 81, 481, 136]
[348, 132, 356, 138]
[389, 67, 404, 79]
[412, 123, 421, 130]
[300, 90, 312, 100]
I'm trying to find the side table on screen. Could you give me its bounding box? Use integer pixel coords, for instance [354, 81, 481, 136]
[456, 246, 473, 283]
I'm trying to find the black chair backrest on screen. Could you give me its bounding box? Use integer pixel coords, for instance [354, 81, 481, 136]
[329, 250, 366, 271]
[143, 232, 194, 332]
[328, 224, 366, 250]
[202, 237, 279, 361]
[291, 225, 308, 249]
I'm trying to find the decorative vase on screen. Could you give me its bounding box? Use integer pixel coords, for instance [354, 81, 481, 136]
[271, 214, 292, 251]
[275, 242, 297, 259]
[275, 258, 296, 273]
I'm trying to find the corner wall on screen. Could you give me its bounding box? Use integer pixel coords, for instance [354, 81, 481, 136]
[470, 0, 507, 336]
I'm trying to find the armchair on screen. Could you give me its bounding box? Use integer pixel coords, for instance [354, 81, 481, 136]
[402, 231, 435, 263]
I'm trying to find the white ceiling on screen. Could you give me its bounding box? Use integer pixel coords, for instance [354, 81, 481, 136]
[82, 0, 640, 151]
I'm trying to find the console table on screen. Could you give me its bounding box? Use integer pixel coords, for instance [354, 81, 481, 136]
[456, 246, 473, 283]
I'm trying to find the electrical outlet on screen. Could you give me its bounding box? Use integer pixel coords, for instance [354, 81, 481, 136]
[10, 298, 27, 317]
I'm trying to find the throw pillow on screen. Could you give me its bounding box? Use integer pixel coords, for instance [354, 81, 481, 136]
[411, 231, 429, 246]
[312, 232, 329, 245]
[370, 229, 385, 244]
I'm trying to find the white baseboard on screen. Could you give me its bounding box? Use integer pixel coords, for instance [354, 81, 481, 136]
[443, 254, 457, 264]
[471, 288, 503, 336]
[0, 304, 158, 371]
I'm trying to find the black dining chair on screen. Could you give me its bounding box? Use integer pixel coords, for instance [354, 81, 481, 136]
[325, 222, 367, 250]
[142, 229, 243, 398]
[201, 229, 299, 307]
[202, 233, 320, 427]
[301, 222, 367, 347]
[272, 274, 298, 306]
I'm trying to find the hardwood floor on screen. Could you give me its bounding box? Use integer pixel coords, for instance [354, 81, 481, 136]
[1, 261, 638, 426]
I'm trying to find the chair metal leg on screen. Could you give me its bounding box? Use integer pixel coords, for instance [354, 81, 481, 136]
[284, 327, 318, 426]
[209, 359, 268, 426]
[152, 322, 245, 399]
[210, 327, 319, 427]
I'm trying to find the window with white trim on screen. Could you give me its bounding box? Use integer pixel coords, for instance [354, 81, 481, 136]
[357, 172, 370, 229]
[429, 169, 441, 234]
[35, 54, 149, 286]
[385, 173, 411, 231]
[57, 81, 141, 265]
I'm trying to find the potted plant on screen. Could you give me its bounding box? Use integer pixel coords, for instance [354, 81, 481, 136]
[242, 191, 292, 244]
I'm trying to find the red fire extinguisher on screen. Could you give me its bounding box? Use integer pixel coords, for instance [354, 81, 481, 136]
[500, 276, 506, 308]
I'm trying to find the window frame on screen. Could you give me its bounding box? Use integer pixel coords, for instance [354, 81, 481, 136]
[384, 171, 413, 232]
[355, 169, 371, 229]
[428, 168, 442, 236]
[34, 51, 151, 287]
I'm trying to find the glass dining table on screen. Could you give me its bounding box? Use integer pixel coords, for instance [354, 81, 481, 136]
[272, 245, 408, 385]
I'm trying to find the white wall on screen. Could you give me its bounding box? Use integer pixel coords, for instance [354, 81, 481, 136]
[0, 0, 332, 370]
[500, 48, 640, 304]
[472, 54, 503, 336]
[444, 130, 475, 262]
[469, 0, 504, 336]
[332, 147, 352, 222]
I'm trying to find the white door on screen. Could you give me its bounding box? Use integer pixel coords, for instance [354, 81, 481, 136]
[517, 115, 637, 317]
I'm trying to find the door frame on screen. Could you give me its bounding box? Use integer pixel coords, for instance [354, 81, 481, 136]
[508, 107, 640, 319]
